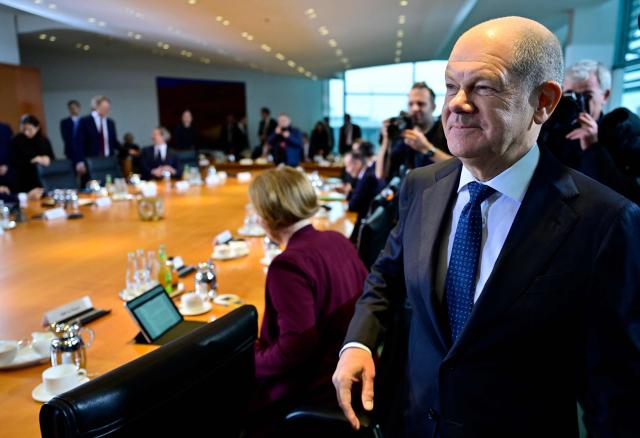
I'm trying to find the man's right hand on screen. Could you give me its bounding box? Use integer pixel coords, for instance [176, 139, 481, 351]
[332, 347, 376, 430]
[76, 162, 87, 175]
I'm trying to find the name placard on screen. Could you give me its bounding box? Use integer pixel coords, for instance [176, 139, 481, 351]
[95, 197, 112, 207]
[43, 296, 93, 326]
[43, 208, 67, 221]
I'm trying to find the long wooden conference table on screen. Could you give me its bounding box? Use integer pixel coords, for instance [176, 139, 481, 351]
[0, 176, 354, 437]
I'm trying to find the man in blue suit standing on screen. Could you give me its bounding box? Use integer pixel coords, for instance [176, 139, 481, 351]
[60, 99, 81, 160]
[74, 95, 119, 177]
[333, 16, 640, 437]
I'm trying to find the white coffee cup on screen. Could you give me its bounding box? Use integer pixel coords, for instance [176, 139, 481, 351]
[213, 245, 231, 258]
[0, 340, 19, 366]
[42, 364, 87, 395]
[31, 331, 54, 357]
[181, 292, 205, 311]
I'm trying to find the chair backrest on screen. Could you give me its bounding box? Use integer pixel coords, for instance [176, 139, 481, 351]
[174, 149, 198, 169]
[86, 156, 123, 185]
[40, 305, 258, 438]
[283, 406, 383, 438]
[37, 160, 78, 192]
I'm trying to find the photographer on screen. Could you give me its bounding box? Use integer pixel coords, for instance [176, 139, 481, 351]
[266, 113, 304, 166]
[375, 82, 451, 182]
[540, 60, 640, 203]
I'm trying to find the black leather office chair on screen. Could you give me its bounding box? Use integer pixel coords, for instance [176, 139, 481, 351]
[282, 405, 383, 437]
[86, 156, 123, 185]
[40, 305, 258, 438]
[37, 160, 78, 192]
[174, 149, 198, 169]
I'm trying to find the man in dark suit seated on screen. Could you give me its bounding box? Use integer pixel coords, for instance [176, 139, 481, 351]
[140, 127, 181, 180]
[74, 95, 119, 178]
[344, 148, 383, 242]
[333, 16, 640, 437]
[60, 99, 81, 161]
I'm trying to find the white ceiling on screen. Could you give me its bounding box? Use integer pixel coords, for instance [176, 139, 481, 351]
[2, 0, 606, 79]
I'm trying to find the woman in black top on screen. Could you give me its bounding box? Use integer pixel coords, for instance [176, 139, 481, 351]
[9, 114, 55, 193]
[309, 121, 330, 159]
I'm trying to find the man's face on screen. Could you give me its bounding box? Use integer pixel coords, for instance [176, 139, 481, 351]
[68, 103, 80, 116]
[21, 123, 39, 139]
[95, 100, 110, 118]
[408, 88, 435, 128]
[151, 129, 164, 145]
[182, 111, 192, 126]
[442, 32, 535, 164]
[563, 73, 609, 119]
[278, 115, 290, 128]
[261, 111, 269, 120]
[344, 154, 363, 178]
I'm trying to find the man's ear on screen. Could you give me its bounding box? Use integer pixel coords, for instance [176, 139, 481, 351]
[533, 80, 562, 125]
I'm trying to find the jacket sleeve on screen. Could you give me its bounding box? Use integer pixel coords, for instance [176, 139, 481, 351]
[582, 202, 640, 437]
[254, 257, 319, 378]
[342, 172, 414, 350]
[73, 119, 87, 164]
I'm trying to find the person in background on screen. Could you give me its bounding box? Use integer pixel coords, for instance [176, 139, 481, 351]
[302, 132, 310, 162]
[266, 113, 304, 166]
[0, 121, 13, 189]
[139, 127, 181, 180]
[118, 132, 141, 174]
[252, 107, 278, 159]
[344, 146, 383, 241]
[309, 121, 330, 160]
[375, 82, 451, 182]
[237, 115, 250, 157]
[74, 95, 119, 177]
[248, 167, 368, 433]
[219, 114, 246, 159]
[173, 109, 199, 150]
[339, 114, 362, 155]
[60, 100, 81, 161]
[9, 114, 54, 193]
[323, 116, 335, 155]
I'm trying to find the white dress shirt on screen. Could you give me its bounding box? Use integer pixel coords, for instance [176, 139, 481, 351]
[91, 110, 110, 157]
[154, 143, 167, 162]
[341, 144, 540, 356]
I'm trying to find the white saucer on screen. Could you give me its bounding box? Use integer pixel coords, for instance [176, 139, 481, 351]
[237, 226, 265, 237]
[211, 249, 249, 261]
[32, 376, 90, 403]
[178, 300, 212, 316]
[0, 345, 49, 370]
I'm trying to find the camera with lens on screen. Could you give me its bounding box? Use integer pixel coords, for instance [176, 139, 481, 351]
[386, 113, 414, 142]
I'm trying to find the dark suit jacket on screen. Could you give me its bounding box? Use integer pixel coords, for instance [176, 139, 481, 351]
[60, 117, 78, 160]
[258, 118, 277, 143]
[339, 123, 362, 154]
[348, 163, 383, 241]
[74, 115, 118, 164]
[344, 148, 640, 437]
[267, 127, 304, 166]
[139, 146, 181, 180]
[254, 225, 368, 412]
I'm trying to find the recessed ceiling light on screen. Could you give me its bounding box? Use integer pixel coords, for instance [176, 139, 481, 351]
[318, 26, 329, 36]
[335, 49, 343, 56]
[222, 20, 230, 26]
[305, 71, 312, 77]
[34, 0, 43, 4]
[216, 16, 223, 22]
[287, 60, 296, 68]
[398, 15, 406, 24]
[98, 21, 106, 27]
[328, 39, 337, 47]
[83, 45, 90, 51]
[88, 17, 96, 23]
[397, 29, 404, 38]
[261, 44, 271, 52]
[128, 31, 134, 37]
[241, 32, 248, 38]
[134, 34, 142, 40]
[38, 33, 47, 40]
[297, 66, 305, 73]
[188, 0, 197, 4]
[163, 43, 170, 50]
[396, 40, 403, 48]
[247, 35, 254, 41]
[305, 8, 315, 15]
[400, 0, 408, 5]
[275, 53, 285, 61]
[396, 49, 402, 56]
[48, 35, 56, 42]
[341, 57, 349, 63]
[48, 3, 57, 9]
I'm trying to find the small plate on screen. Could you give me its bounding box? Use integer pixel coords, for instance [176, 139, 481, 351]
[178, 301, 212, 316]
[0, 344, 49, 371]
[211, 249, 249, 261]
[32, 376, 90, 403]
[237, 226, 265, 237]
[119, 282, 184, 301]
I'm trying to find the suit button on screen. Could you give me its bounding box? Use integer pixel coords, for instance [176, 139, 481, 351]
[427, 408, 439, 421]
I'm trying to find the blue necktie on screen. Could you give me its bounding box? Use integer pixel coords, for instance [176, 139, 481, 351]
[446, 181, 496, 343]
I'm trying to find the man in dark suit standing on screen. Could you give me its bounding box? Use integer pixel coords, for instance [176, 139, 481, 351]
[74, 95, 119, 177]
[339, 114, 362, 155]
[60, 100, 81, 160]
[333, 16, 640, 437]
[140, 127, 181, 180]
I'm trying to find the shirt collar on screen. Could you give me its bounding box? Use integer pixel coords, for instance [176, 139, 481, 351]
[154, 143, 167, 150]
[457, 144, 540, 203]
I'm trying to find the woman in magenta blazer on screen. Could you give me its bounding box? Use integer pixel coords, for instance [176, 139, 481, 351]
[248, 167, 368, 429]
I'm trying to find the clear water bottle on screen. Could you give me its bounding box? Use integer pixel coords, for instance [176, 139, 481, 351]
[0, 201, 10, 229]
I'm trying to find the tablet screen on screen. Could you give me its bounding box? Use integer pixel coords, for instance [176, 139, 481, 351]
[127, 285, 182, 341]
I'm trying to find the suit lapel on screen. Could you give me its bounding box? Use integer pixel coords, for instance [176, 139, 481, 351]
[416, 161, 461, 351]
[445, 149, 580, 360]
